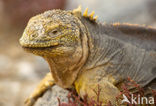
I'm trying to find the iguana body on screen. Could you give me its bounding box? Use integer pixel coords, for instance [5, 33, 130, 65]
[19, 7, 156, 105]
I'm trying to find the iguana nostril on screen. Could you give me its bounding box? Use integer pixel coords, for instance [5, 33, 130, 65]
[32, 34, 37, 38]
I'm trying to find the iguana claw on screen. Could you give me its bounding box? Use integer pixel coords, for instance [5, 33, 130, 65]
[24, 97, 35, 106]
[24, 73, 54, 106]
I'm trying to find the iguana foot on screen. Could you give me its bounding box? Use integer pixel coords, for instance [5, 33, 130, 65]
[25, 97, 35, 106]
[25, 72, 54, 106]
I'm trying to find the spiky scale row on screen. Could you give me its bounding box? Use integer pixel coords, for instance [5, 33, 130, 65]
[72, 6, 98, 21]
[83, 8, 98, 21]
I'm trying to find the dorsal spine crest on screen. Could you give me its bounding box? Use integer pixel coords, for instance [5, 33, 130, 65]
[83, 8, 98, 22]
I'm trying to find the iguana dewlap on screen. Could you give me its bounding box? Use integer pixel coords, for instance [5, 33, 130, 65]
[19, 6, 156, 105]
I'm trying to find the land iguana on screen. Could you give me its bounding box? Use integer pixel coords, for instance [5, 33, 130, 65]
[19, 6, 156, 106]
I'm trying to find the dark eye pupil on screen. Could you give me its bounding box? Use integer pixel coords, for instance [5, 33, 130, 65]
[48, 30, 59, 37]
[53, 30, 57, 34]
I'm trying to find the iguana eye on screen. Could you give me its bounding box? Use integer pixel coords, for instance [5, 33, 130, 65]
[48, 30, 59, 38]
[52, 30, 58, 34]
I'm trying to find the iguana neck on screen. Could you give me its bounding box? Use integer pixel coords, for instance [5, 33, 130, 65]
[44, 19, 89, 88]
[80, 18, 110, 68]
[44, 49, 82, 88]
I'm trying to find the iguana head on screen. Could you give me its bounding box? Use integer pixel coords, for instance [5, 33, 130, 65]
[20, 9, 81, 56]
[19, 7, 90, 88]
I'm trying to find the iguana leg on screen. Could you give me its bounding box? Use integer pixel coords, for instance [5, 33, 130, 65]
[75, 79, 120, 105]
[74, 69, 120, 105]
[25, 72, 54, 106]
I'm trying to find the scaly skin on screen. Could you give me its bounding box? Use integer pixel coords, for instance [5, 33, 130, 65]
[19, 7, 156, 106]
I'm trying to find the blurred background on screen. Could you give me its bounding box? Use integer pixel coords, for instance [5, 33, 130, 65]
[0, 0, 156, 106]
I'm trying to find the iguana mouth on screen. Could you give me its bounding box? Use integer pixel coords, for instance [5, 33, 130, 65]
[22, 45, 59, 50]
[19, 38, 59, 48]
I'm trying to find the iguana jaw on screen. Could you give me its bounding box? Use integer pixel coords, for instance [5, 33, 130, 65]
[19, 38, 59, 51]
[21, 46, 59, 54]
[19, 34, 61, 56]
[19, 40, 59, 48]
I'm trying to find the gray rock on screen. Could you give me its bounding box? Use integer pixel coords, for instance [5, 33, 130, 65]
[34, 85, 70, 106]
